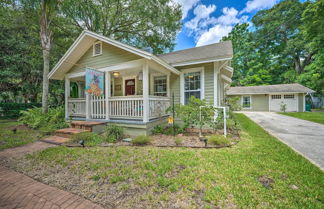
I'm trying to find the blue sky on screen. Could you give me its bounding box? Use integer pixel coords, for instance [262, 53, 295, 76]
[173, 0, 281, 50]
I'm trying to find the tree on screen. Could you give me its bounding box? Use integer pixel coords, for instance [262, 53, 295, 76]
[61, 0, 182, 54]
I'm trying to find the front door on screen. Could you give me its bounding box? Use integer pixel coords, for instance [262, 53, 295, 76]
[125, 79, 135, 95]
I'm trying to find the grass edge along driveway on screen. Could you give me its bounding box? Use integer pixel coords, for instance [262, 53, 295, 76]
[13, 114, 324, 209]
[278, 112, 324, 124]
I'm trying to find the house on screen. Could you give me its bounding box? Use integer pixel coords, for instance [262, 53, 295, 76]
[49, 30, 233, 135]
[226, 84, 314, 112]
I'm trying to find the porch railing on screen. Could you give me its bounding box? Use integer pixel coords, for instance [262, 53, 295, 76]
[67, 98, 86, 117]
[90, 95, 106, 119]
[149, 96, 170, 119]
[108, 96, 143, 119]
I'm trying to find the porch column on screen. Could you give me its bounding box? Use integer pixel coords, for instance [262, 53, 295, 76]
[65, 77, 70, 119]
[143, 62, 149, 123]
[105, 72, 111, 120]
[213, 62, 219, 106]
[85, 93, 90, 119]
[167, 74, 170, 97]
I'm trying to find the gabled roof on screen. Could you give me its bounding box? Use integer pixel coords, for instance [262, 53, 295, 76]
[48, 30, 181, 80]
[227, 83, 315, 95]
[158, 41, 233, 66]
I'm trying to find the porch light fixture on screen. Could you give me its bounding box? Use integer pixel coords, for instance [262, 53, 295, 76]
[138, 71, 143, 80]
[112, 72, 120, 77]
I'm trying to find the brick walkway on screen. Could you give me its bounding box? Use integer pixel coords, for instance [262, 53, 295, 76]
[0, 165, 104, 209]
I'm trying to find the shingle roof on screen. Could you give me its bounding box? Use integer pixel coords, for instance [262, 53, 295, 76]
[227, 84, 315, 95]
[158, 41, 233, 65]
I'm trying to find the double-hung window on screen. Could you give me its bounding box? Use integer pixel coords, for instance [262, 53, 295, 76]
[242, 96, 251, 108]
[153, 76, 167, 96]
[184, 71, 201, 104]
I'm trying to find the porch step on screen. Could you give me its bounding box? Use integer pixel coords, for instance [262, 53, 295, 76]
[55, 128, 89, 138]
[40, 135, 70, 145]
[71, 121, 106, 131]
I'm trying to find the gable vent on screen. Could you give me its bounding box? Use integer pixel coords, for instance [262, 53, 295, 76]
[93, 41, 102, 56]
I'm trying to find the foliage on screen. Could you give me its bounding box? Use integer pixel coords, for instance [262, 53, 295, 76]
[70, 132, 105, 146]
[19, 113, 324, 208]
[174, 137, 182, 146]
[280, 102, 287, 112]
[207, 135, 230, 146]
[19, 106, 68, 134]
[104, 124, 124, 142]
[225, 96, 242, 111]
[60, 0, 182, 54]
[0, 119, 41, 151]
[151, 124, 184, 135]
[131, 135, 152, 145]
[222, 0, 323, 97]
[0, 103, 41, 119]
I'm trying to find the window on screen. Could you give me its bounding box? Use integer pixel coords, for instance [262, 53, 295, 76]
[93, 41, 102, 56]
[184, 71, 201, 104]
[153, 76, 167, 96]
[284, 94, 294, 99]
[242, 96, 251, 108]
[271, 95, 281, 99]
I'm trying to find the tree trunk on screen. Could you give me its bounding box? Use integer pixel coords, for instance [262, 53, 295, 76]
[40, 0, 52, 113]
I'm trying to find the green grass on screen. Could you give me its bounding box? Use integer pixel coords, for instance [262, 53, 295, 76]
[0, 119, 41, 151]
[279, 112, 324, 124]
[18, 114, 323, 208]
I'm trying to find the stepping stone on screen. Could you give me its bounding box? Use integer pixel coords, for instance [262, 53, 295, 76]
[41, 136, 70, 145]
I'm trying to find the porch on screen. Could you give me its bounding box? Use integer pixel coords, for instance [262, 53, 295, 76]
[65, 60, 172, 123]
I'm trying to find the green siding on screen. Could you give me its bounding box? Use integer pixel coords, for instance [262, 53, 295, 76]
[298, 93, 304, 112]
[69, 41, 141, 74]
[170, 73, 180, 104]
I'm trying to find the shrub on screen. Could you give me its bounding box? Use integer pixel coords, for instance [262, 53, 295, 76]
[19, 107, 68, 134]
[152, 124, 184, 135]
[174, 137, 182, 146]
[151, 125, 164, 134]
[132, 135, 152, 145]
[70, 132, 104, 146]
[207, 135, 230, 146]
[104, 124, 124, 142]
[0, 102, 41, 119]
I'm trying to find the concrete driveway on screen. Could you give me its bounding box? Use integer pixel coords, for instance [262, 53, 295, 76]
[242, 112, 324, 170]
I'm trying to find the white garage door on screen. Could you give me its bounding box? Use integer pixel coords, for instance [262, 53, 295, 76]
[269, 94, 298, 112]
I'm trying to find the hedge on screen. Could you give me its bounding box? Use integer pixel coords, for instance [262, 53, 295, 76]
[0, 103, 41, 119]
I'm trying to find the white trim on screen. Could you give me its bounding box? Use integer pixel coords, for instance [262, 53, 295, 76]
[150, 73, 167, 96]
[227, 91, 309, 96]
[48, 30, 180, 80]
[303, 94, 306, 112]
[296, 93, 299, 112]
[221, 74, 232, 84]
[122, 76, 137, 96]
[224, 65, 233, 76]
[92, 41, 102, 56]
[241, 95, 252, 109]
[180, 67, 205, 105]
[66, 71, 85, 79]
[171, 57, 232, 67]
[214, 62, 219, 106]
[142, 62, 149, 122]
[65, 77, 70, 118]
[105, 72, 110, 120]
[99, 59, 145, 72]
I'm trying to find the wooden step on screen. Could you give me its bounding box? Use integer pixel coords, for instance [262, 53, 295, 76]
[71, 121, 106, 131]
[55, 128, 89, 138]
[40, 135, 70, 145]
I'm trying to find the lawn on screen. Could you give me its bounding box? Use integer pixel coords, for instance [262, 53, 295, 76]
[12, 114, 323, 208]
[279, 112, 324, 124]
[0, 119, 41, 151]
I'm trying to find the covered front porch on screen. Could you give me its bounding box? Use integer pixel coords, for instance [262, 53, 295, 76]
[65, 60, 172, 123]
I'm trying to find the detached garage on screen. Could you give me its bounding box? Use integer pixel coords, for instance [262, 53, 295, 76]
[226, 83, 315, 112]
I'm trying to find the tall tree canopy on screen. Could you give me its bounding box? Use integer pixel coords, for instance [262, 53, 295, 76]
[223, 0, 323, 96]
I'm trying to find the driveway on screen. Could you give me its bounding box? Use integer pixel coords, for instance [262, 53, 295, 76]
[242, 112, 324, 170]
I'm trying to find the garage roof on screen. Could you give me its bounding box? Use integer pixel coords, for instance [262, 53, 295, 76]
[158, 41, 233, 66]
[227, 83, 315, 95]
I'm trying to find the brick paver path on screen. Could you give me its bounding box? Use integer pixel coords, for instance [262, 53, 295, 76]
[0, 165, 104, 209]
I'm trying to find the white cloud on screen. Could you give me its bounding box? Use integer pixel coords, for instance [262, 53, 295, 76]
[172, 0, 201, 19]
[196, 25, 233, 46]
[184, 4, 216, 31]
[241, 0, 279, 13]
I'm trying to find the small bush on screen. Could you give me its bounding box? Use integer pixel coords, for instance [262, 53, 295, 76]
[19, 107, 68, 135]
[104, 124, 124, 142]
[152, 124, 184, 135]
[70, 132, 104, 146]
[151, 125, 164, 134]
[132, 135, 152, 145]
[174, 137, 182, 146]
[207, 135, 230, 146]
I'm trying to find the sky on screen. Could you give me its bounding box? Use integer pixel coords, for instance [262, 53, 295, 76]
[173, 0, 281, 50]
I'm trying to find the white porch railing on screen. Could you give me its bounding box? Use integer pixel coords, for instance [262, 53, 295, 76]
[108, 96, 144, 119]
[67, 96, 170, 120]
[67, 98, 86, 117]
[90, 95, 106, 119]
[149, 96, 170, 119]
